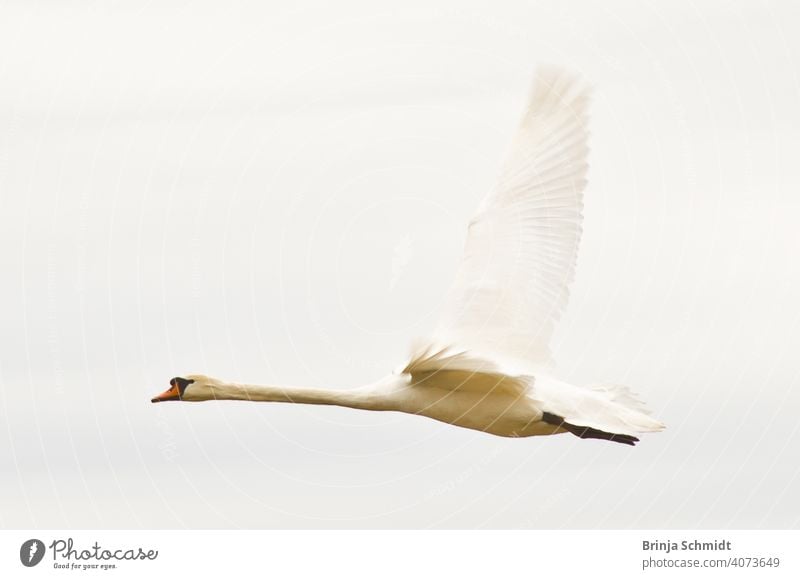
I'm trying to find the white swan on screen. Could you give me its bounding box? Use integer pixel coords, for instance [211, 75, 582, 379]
[152, 68, 665, 445]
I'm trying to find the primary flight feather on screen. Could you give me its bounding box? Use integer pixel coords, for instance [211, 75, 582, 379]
[152, 68, 665, 446]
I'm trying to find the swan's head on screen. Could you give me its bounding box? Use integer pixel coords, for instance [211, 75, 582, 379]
[150, 375, 221, 403]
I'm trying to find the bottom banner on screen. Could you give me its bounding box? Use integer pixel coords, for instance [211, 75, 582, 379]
[1, 530, 797, 578]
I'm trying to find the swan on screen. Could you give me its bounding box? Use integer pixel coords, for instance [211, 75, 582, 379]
[151, 68, 665, 445]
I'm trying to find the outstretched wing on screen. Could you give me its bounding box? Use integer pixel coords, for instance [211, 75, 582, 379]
[424, 68, 591, 372]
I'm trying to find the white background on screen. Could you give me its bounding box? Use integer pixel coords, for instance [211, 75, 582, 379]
[1, 0, 798, 528]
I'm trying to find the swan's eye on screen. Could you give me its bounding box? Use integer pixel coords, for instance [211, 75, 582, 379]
[169, 377, 195, 395]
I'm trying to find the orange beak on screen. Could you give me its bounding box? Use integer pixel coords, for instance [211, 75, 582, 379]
[151, 381, 181, 403]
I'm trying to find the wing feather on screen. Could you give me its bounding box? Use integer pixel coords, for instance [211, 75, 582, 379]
[419, 68, 591, 372]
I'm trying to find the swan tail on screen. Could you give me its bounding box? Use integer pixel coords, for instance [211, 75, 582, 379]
[538, 380, 665, 445]
[586, 383, 666, 433]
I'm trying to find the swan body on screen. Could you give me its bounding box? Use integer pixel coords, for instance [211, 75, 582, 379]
[152, 68, 665, 445]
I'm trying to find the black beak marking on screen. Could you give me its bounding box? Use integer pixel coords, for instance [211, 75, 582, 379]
[170, 377, 195, 396]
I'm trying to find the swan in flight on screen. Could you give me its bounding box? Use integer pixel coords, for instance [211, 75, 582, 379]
[152, 68, 665, 445]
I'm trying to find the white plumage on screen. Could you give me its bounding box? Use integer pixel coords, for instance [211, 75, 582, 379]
[152, 67, 665, 446]
[435, 67, 589, 369]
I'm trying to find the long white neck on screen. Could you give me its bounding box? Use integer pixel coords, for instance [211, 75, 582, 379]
[204, 379, 395, 412]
